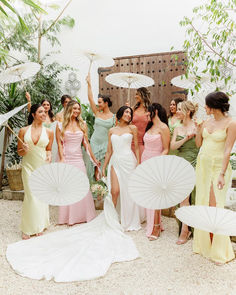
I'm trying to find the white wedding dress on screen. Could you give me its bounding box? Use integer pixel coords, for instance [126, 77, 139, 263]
[6, 133, 141, 282]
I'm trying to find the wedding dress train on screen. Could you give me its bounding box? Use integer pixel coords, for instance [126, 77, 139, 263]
[6, 133, 140, 282]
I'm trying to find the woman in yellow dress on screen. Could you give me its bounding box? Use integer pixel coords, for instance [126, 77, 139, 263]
[17, 104, 54, 240]
[193, 91, 236, 264]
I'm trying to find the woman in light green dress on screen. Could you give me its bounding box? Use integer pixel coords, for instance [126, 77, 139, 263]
[168, 98, 183, 155]
[17, 104, 54, 239]
[86, 74, 115, 183]
[171, 101, 199, 244]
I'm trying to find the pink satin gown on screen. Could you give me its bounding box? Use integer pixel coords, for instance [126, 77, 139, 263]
[141, 132, 164, 237]
[58, 130, 96, 225]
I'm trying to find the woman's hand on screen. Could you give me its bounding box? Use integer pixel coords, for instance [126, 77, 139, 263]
[59, 157, 65, 163]
[25, 92, 31, 102]
[217, 174, 225, 190]
[186, 133, 195, 140]
[46, 151, 52, 163]
[22, 143, 29, 153]
[102, 167, 106, 178]
[86, 73, 91, 85]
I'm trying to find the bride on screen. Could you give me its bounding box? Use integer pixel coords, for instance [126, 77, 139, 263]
[6, 106, 141, 282]
[103, 105, 143, 231]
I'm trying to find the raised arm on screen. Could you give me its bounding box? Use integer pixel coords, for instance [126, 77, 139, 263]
[131, 125, 140, 164]
[86, 74, 98, 116]
[102, 129, 113, 176]
[217, 120, 236, 189]
[161, 125, 170, 155]
[25, 92, 31, 112]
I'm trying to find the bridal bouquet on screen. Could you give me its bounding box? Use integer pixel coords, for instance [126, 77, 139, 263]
[91, 178, 108, 200]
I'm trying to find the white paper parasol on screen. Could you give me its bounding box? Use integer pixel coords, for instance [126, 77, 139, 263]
[171, 74, 215, 91]
[175, 205, 236, 236]
[128, 155, 195, 210]
[29, 163, 90, 206]
[0, 62, 41, 84]
[0, 103, 29, 143]
[75, 49, 114, 73]
[105, 72, 154, 103]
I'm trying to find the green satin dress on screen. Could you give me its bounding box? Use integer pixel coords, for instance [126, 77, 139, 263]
[176, 135, 199, 233]
[86, 116, 115, 185]
[168, 117, 182, 155]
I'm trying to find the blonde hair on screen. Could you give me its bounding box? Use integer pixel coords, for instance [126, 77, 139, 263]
[61, 100, 86, 138]
[179, 101, 198, 119]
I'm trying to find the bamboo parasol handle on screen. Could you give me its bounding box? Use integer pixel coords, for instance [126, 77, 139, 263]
[6, 124, 24, 144]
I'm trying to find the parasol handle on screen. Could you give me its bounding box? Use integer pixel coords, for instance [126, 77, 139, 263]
[6, 124, 24, 144]
[127, 82, 132, 106]
[88, 55, 94, 74]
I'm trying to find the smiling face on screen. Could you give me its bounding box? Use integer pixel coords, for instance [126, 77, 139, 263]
[63, 97, 71, 109]
[169, 100, 177, 115]
[33, 106, 46, 122]
[176, 103, 184, 120]
[121, 108, 132, 123]
[204, 104, 212, 115]
[97, 97, 106, 111]
[71, 103, 81, 119]
[42, 100, 51, 112]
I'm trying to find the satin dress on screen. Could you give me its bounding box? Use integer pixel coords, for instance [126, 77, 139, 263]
[58, 129, 96, 225]
[6, 132, 140, 282]
[142, 132, 164, 237]
[21, 125, 50, 235]
[193, 128, 235, 263]
[131, 112, 149, 156]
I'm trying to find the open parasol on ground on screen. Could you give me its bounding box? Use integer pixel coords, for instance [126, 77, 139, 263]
[29, 163, 90, 206]
[171, 74, 215, 91]
[175, 205, 236, 236]
[0, 62, 41, 85]
[75, 49, 114, 73]
[105, 72, 154, 104]
[128, 155, 195, 210]
[0, 103, 29, 143]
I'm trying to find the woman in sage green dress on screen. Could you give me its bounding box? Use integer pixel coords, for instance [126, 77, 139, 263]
[86, 74, 115, 183]
[168, 98, 183, 155]
[17, 104, 54, 239]
[170, 101, 199, 245]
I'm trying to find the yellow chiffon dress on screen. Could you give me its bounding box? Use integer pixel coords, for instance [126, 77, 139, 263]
[21, 125, 50, 235]
[193, 128, 235, 263]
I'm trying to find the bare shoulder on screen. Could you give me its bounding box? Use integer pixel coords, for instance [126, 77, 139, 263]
[129, 124, 137, 131]
[46, 128, 53, 136]
[109, 127, 116, 134]
[19, 126, 29, 135]
[228, 119, 236, 130]
[160, 122, 169, 132]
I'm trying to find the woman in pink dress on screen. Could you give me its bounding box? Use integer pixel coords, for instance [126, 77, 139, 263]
[142, 103, 170, 241]
[131, 87, 151, 159]
[56, 100, 98, 225]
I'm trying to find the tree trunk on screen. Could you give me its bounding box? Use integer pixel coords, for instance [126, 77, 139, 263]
[0, 127, 9, 190]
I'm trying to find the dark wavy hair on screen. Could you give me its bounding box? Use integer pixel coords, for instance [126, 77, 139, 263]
[134, 87, 151, 111]
[146, 103, 168, 132]
[116, 106, 133, 123]
[61, 94, 72, 105]
[98, 94, 112, 107]
[28, 104, 42, 125]
[41, 99, 54, 122]
[205, 91, 230, 113]
[169, 97, 184, 117]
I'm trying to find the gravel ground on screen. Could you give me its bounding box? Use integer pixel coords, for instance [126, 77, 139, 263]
[1, 199, 236, 295]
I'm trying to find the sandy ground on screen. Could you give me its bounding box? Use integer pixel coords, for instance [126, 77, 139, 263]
[1, 200, 236, 295]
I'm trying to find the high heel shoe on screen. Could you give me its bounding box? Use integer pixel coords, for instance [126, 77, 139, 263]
[148, 224, 161, 241]
[176, 231, 191, 245]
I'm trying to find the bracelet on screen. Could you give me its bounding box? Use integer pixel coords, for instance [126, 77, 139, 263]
[220, 171, 225, 176]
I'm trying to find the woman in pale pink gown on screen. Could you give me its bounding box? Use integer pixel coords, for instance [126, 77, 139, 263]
[56, 101, 98, 225]
[142, 103, 170, 240]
